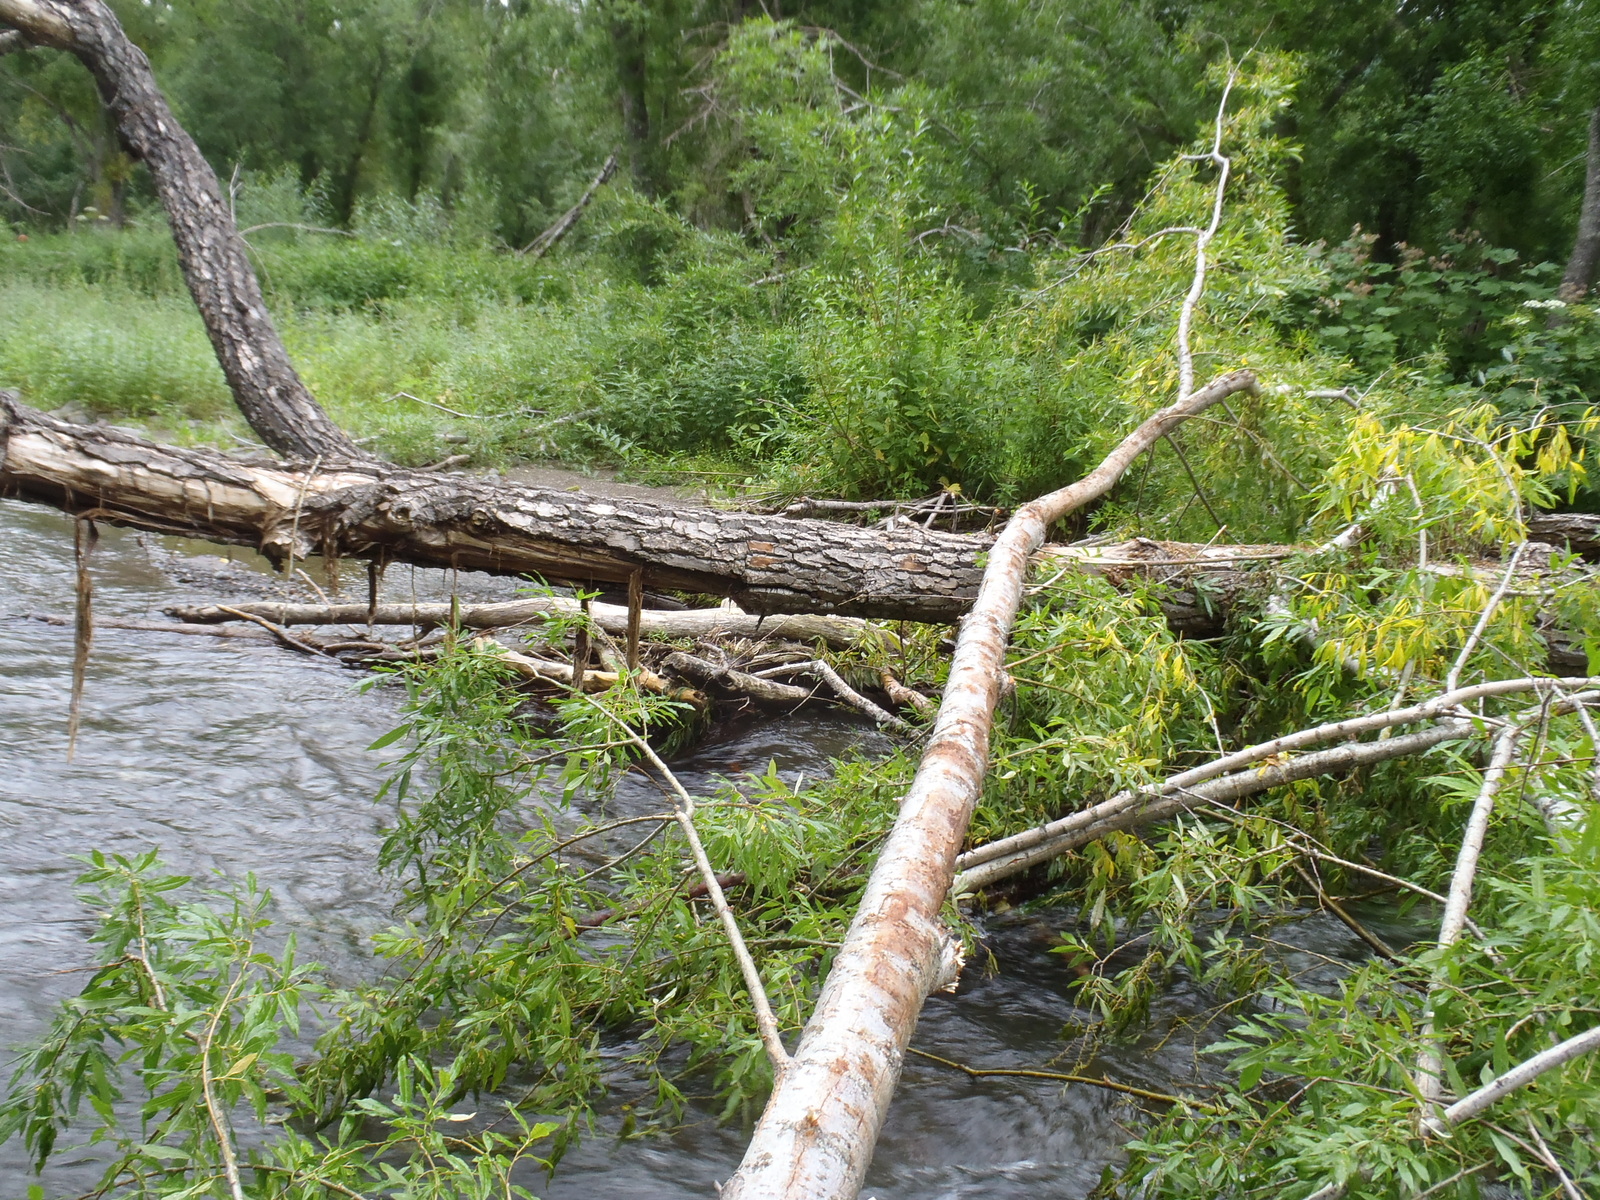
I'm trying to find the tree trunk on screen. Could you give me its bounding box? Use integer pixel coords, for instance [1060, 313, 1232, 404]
[1559, 103, 1600, 302]
[609, 7, 652, 195]
[0, 0, 360, 461]
[719, 369, 1260, 1200]
[0, 394, 1290, 625]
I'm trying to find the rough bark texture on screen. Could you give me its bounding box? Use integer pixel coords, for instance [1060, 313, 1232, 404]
[0, 395, 1287, 624]
[1559, 103, 1600, 302]
[719, 369, 1261, 1200]
[0, 0, 358, 460]
[1528, 511, 1600, 557]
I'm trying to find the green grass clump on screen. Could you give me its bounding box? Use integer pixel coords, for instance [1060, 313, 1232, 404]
[0, 280, 234, 428]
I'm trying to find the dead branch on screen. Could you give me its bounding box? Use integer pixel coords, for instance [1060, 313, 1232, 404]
[790, 661, 913, 734]
[662, 651, 813, 707]
[166, 596, 877, 650]
[879, 669, 935, 716]
[520, 151, 619, 258]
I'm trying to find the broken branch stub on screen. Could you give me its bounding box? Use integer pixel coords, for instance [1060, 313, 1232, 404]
[0, 0, 357, 460]
[719, 368, 1259, 1200]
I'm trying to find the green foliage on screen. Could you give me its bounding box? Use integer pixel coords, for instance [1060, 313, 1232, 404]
[0, 850, 558, 1198]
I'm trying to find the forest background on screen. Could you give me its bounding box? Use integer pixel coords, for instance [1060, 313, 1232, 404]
[5, 2, 1600, 1199]
[2, 0, 1598, 509]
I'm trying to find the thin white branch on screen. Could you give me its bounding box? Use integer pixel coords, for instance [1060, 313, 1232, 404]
[796, 660, 913, 735]
[1425, 1023, 1600, 1133]
[1445, 542, 1528, 695]
[1569, 694, 1600, 805]
[581, 695, 790, 1071]
[1175, 72, 1236, 402]
[956, 676, 1600, 876]
[1415, 723, 1525, 1112]
[1524, 1117, 1587, 1200]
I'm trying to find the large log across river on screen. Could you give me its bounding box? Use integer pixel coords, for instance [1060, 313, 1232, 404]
[0, 394, 1302, 626]
[0, 393, 983, 620]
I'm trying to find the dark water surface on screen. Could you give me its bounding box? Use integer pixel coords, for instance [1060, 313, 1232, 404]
[0, 497, 1380, 1198]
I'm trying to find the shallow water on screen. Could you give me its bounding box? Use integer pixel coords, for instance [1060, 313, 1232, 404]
[0, 497, 1382, 1197]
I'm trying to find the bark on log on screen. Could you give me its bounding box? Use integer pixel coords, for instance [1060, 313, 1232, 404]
[0, 0, 358, 460]
[0, 394, 1274, 625]
[719, 369, 1261, 1200]
[1528, 511, 1600, 557]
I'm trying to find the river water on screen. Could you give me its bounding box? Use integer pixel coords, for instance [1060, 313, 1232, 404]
[0, 497, 1389, 1198]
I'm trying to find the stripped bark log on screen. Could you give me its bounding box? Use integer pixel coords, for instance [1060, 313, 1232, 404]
[0, 0, 358, 459]
[164, 597, 877, 650]
[718, 368, 1261, 1200]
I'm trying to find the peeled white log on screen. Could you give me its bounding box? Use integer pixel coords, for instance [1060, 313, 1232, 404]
[719, 368, 1261, 1200]
[166, 597, 876, 650]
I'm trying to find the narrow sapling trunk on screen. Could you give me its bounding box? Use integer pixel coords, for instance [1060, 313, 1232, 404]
[1560, 102, 1600, 302]
[0, 0, 360, 461]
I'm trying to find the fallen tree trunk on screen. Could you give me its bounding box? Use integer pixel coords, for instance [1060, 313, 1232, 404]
[0, 394, 1276, 624]
[0, 0, 358, 459]
[719, 367, 1262, 1200]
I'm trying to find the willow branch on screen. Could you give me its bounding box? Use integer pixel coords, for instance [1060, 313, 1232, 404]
[1415, 722, 1525, 1112]
[579, 694, 790, 1071]
[952, 720, 1473, 895]
[956, 677, 1600, 880]
[1423, 1024, 1600, 1134]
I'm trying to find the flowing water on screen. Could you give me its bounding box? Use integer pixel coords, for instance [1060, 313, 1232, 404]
[0, 497, 1393, 1198]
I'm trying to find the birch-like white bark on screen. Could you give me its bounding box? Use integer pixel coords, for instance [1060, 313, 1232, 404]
[718, 368, 1259, 1200]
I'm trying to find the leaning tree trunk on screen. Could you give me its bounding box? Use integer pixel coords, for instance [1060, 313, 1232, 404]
[0, 0, 359, 460]
[719, 369, 1260, 1200]
[1560, 102, 1600, 302]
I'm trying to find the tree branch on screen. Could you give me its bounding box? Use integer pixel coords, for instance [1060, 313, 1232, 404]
[580, 695, 791, 1073]
[1425, 1023, 1600, 1134]
[520, 150, 619, 257]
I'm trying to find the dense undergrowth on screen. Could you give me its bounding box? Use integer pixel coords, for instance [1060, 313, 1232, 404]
[3, 48, 1600, 1200]
[3, 28, 1598, 514]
